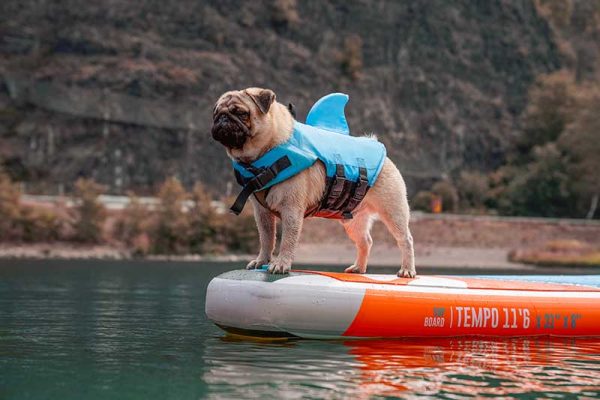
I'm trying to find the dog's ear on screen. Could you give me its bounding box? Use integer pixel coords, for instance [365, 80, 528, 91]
[287, 103, 296, 118]
[247, 89, 276, 114]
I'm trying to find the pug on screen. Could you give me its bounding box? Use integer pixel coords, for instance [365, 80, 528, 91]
[211, 87, 415, 277]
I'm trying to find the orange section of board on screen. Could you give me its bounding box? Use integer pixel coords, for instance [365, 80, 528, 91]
[342, 289, 600, 337]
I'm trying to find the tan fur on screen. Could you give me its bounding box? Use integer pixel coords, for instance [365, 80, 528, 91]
[213, 88, 416, 277]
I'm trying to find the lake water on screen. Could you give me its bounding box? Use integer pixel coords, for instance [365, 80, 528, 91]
[1, 260, 599, 399]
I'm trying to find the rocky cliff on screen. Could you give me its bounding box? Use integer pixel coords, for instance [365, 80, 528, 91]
[0, 0, 560, 194]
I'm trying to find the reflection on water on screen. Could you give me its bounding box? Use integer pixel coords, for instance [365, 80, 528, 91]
[1, 260, 599, 399]
[204, 336, 600, 399]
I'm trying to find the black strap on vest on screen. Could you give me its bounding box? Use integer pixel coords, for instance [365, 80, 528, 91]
[230, 156, 292, 215]
[341, 166, 369, 219]
[317, 159, 370, 219]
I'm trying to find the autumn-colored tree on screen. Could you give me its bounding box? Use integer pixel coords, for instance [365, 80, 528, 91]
[0, 171, 21, 240]
[153, 177, 189, 254]
[72, 178, 107, 243]
[114, 193, 152, 255]
[188, 183, 220, 253]
[19, 205, 66, 242]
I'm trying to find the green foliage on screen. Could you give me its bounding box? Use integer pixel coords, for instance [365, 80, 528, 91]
[516, 71, 576, 161]
[497, 143, 578, 217]
[559, 90, 600, 198]
[489, 70, 600, 218]
[72, 178, 107, 243]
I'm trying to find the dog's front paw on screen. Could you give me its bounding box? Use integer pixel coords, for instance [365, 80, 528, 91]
[344, 264, 367, 274]
[397, 266, 416, 278]
[267, 257, 291, 274]
[246, 259, 269, 270]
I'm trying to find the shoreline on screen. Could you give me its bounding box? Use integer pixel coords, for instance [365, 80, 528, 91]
[1, 242, 599, 274]
[1, 213, 599, 271]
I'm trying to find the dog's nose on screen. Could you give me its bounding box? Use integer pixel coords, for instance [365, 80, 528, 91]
[216, 114, 229, 124]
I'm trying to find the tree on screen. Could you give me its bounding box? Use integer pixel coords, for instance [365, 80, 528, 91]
[72, 178, 107, 243]
[516, 71, 577, 161]
[0, 171, 21, 240]
[559, 90, 600, 218]
[153, 177, 189, 254]
[114, 193, 152, 255]
[499, 143, 577, 217]
[188, 183, 219, 254]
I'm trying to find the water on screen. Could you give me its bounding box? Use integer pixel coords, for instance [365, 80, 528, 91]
[1, 260, 599, 399]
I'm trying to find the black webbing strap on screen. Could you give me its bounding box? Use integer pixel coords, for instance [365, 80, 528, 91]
[341, 166, 369, 219]
[230, 156, 292, 215]
[324, 164, 347, 209]
[234, 169, 246, 186]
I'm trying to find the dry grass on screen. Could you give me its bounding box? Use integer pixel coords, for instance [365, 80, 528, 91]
[508, 239, 600, 267]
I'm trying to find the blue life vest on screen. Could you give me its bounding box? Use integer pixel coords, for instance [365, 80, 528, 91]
[230, 93, 387, 219]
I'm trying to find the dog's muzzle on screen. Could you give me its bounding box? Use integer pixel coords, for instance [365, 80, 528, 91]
[211, 113, 250, 149]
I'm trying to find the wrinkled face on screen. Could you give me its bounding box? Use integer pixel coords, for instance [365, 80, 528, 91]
[211, 88, 275, 150]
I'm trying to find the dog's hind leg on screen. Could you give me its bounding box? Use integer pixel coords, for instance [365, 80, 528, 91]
[377, 206, 415, 278]
[341, 212, 374, 274]
[368, 159, 416, 278]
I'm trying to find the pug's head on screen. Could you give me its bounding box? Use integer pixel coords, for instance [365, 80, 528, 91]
[211, 88, 292, 162]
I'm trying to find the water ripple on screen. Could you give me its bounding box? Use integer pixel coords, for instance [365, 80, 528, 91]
[1, 261, 599, 399]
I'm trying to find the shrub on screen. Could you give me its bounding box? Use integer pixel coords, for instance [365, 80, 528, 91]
[497, 143, 578, 217]
[457, 171, 489, 210]
[431, 181, 459, 213]
[72, 178, 107, 243]
[411, 191, 435, 212]
[18, 205, 67, 242]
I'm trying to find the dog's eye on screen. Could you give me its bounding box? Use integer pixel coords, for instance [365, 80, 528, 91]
[235, 110, 249, 119]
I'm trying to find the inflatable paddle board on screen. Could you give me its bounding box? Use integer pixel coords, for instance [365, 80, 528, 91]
[205, 270, 600, 339]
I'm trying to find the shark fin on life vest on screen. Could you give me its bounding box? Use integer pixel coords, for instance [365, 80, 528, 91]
[305, 93, 350, 135]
